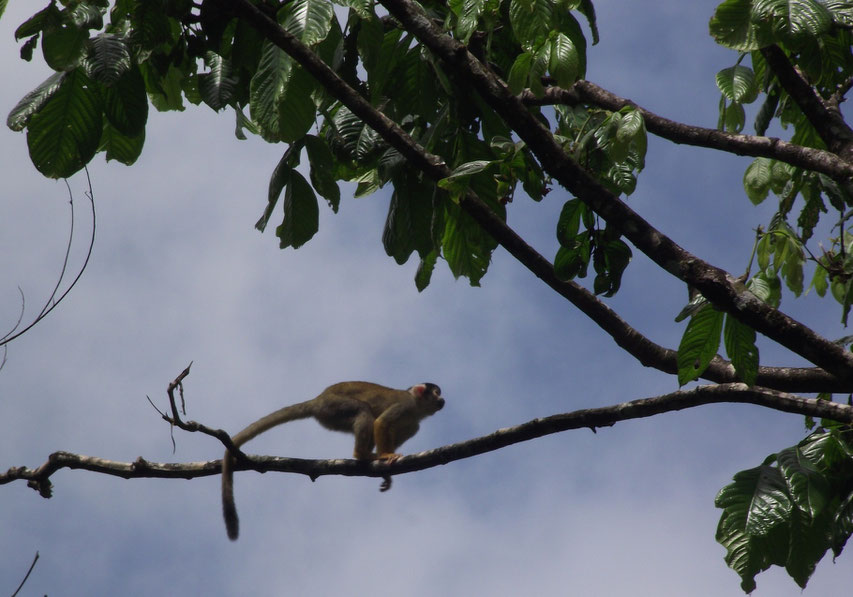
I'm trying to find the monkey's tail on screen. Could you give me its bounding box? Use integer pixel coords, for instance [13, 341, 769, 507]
[222, 451, 240, 540]
[221, 401, 314, 540]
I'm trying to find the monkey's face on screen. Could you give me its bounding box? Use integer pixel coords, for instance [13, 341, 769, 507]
[410, 382, 445, 414]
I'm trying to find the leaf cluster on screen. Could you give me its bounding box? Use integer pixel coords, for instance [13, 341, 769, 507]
[710, 0, 853, 320]
[716, 424, 853, 592]
[5, 0, 614, 289]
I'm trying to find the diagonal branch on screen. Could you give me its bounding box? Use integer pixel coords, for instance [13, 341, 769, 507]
[761, 44, 853, 162]
[522, 80, 853, 181]
[375, 0, 853, 381]
[231, 0, 849, 391]
[3, 384, 851, 495]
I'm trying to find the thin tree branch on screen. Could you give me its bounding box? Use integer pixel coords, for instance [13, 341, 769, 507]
[761, 44, 853, 161]
[3, 384, 851, 493]
[522, 80, 853, 181]
[374, 0, 853, 380]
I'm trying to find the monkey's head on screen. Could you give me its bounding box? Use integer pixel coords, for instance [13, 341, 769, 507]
[409, 382, 445, 414]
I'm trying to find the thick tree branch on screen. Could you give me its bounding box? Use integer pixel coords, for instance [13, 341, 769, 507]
[375, 0, 853, 380]
[232, 0, 853, 392]
[761, 44, 853, 162]
[522, 81, 853, 181]
[3, 384, 850, 494]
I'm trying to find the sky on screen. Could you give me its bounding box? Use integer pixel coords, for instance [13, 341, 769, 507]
[1, 1, 851, 595]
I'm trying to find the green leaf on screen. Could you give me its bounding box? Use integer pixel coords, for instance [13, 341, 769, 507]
[743, 157, 773, 204]
[256, 146, 297, 232]
[98, 120, 144, 165]
[15, 3, 61, 41]
[280, 0, 335, 46]
[809, 262, 829, 296]
[304, 135, 341, 211]
[509, 0, 553, 52]
[709, 0, 769, 50]
[724, 100, 746, 132]
[26, 69, 103, 179]
[442, 200, 501, 286]
[715, 465, 793, 593]
[102, 65, 147, 136]
[723, 314, 759, 386]
[277, 64, 317, 142]
[783, 249, 804, 295]
[415, 249, 439, 291]
[42, 21, 89, 70]
[716, 65, 759, 103]
[549, 32, 579, 88]
[553, 236, 590, 281]
[556, 198, 586, 245]
[383, 177, 436, 264]
[752, 0, 833, 41]
[198, 52, 237, 111]
[777, 447, 829, 519]
[507, 52, 534, 94]
[250, 40, 293, 142]
[276, 169, 319, 249]
[7, 71, 67, 132]
[677, 306, 724, 386]
[83, 34, 131, 86]
[450, 0, 485, 43]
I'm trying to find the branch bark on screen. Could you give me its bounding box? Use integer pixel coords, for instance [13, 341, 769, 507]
[761, 44, 853, 162]
[3, 384, 850, 494]
[523, 80, 853, 181]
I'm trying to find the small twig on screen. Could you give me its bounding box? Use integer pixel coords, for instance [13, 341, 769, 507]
[11, 551, 39, 597]
[158, 363, 248, 461]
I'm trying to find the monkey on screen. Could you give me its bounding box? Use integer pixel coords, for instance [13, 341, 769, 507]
[221, 381, 445, 540]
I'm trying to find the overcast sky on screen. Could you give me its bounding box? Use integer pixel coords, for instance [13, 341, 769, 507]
[1, 1, 850, 595]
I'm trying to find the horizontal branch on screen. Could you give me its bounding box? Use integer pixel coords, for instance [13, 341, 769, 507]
[3, 384, 850, 495]
[523, 81, 853, 181]
[378, 0, 853, 381]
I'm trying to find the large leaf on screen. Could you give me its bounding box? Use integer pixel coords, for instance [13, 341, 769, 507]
[26, 69, 103, 179]
[715, 465, 793, 592]
[449, 0, 486, 42]
[752, 0, 833, 40]
[508, 0, 553, 51]
[383, 175, 436, 264]
[677, 305, 724, 386]
[716, 65, 759, 103]
[276, 64, 317, 142]
[102, 65, 148, 136]
[723, 314, 759, 385]
[198, 52, 238, 111]
[98, 120, 144, 165]
[7, 71, 67, 131]
[304, 134, 341, 211]
[249, 40, 293, 142]
[42, 21, 89, 70]
[442, 200, 502, 286]
[709, 0, 770, 50]
[83, 33, 131, 86]
[276, 169, 320, 249]
[279, 0, 335, 46]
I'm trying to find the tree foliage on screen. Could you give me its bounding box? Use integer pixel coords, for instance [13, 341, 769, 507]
[6, 0, 853, 591]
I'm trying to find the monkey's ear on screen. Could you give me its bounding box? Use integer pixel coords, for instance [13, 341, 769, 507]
[408, 384, 427, 397]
